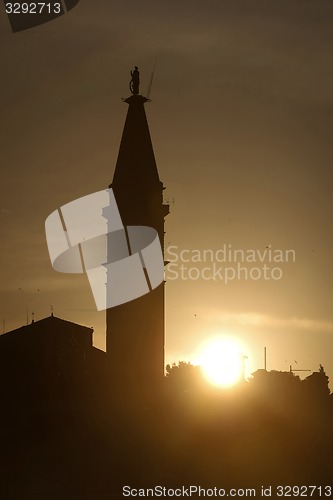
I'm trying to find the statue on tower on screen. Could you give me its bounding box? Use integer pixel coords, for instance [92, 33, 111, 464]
[129, 66, 140, 95]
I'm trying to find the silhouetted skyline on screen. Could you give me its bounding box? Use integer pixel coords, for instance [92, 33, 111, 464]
[1, 313, 332, 497]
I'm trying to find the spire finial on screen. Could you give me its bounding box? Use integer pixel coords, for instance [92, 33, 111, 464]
[129, 66, 140, 95]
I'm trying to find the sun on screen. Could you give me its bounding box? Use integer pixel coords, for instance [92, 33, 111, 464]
[198, 336, 245, 388]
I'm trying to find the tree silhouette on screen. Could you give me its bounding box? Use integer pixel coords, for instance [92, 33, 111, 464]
[165, 361, 202, 394]
[303, 364, 330, 398]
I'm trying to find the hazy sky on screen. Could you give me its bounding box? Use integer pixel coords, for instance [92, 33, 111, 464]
[1, 0, 333, 384]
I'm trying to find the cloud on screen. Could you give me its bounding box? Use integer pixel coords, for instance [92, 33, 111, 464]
[206, 310, 333, 334]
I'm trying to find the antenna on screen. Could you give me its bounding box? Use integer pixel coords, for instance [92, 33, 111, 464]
[31, 311, 35, 324]
[50, 305, 54, 317]
[289, 365, 311, 374]
[144, 58, 157, 100]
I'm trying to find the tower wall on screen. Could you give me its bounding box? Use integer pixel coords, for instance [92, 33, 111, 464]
[106, 93, 168, 404]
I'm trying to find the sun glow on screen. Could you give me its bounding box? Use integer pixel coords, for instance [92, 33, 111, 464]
[198, 336, 245, 388]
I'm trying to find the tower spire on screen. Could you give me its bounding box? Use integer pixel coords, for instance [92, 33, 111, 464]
[112, 93, 160, 193]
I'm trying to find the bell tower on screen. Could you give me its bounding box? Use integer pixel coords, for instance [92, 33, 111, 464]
[106, 67, 169, 403]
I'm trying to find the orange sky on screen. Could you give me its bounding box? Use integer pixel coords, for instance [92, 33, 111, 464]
[0, 0, 333, 386]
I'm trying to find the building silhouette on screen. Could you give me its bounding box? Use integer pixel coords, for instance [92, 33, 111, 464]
[0, 68, 168, 414]
[0, 315, 95, 424]
[107, 78, 169, 403]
